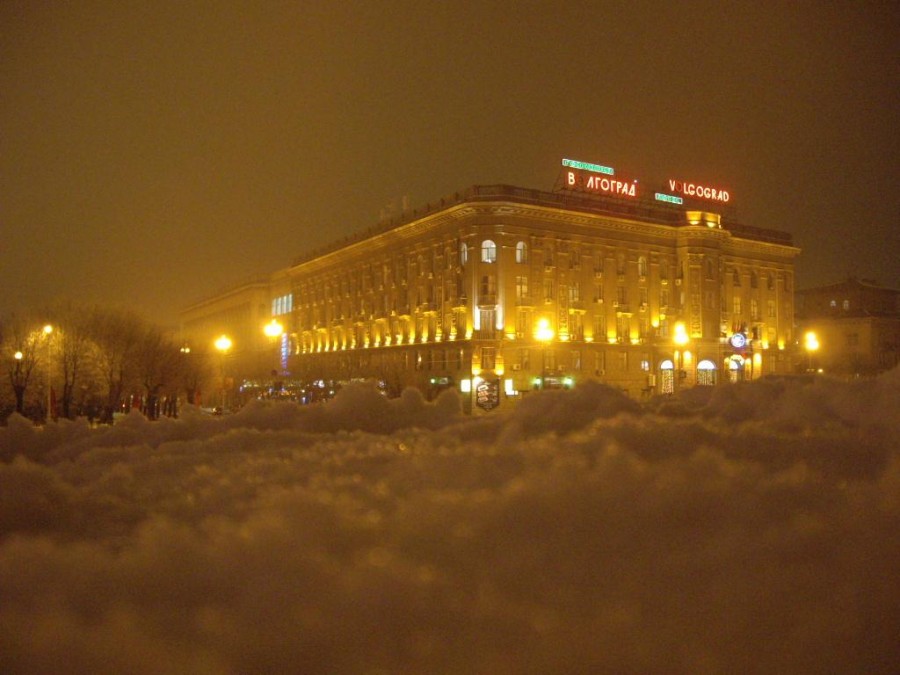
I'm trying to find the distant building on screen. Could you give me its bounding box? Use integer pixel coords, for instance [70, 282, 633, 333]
[797, 278, 900, 376]
[181, 167, 801, 411]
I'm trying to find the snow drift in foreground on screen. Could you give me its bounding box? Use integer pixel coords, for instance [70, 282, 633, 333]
[1, 372, 899, 674]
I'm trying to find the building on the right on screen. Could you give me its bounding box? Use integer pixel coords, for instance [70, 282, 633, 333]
[796, 278, 900, 376]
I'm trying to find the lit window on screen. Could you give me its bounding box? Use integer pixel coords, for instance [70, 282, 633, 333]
[842, 299, 850, 311]
[638, 256, 648, 278]
[460, 242, 468, 266]
[481, 240, 497, 263]
[516, 241, 528, 263]
[516, 276, 528, 300]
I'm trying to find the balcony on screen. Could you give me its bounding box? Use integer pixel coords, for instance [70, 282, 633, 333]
[478, 293, 498, 307]
[451, 295, 468, 310]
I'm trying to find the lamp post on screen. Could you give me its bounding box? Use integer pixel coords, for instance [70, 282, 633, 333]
[214, 334, 232, 411]
[13, 350, 25, 414]
[263, 319, 285, 394]
[534, 317, 554, 388]
[43, 324, 53, 422]
[803, 331, 819, 373]
[673, 321, 690, 392]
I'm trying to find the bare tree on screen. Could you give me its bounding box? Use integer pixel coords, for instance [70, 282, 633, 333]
[90, 308, 145, 422]
[133, 325, 181, 419]
[49, 302, 101, 419]
[2, 314, 42, 417]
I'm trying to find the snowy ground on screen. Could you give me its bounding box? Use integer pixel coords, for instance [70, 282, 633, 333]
[1, 372, 898, 674]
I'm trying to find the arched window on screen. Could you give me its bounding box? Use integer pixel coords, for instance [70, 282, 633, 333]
[481, 240, 497, 263]
[516, 241, 528, 264]
[460, 242, 468, 266]
[697, 359, 717, 386]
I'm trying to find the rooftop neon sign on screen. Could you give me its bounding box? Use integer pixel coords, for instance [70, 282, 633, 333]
[667, 179, 730, 203]
[562, 158, 615, 176]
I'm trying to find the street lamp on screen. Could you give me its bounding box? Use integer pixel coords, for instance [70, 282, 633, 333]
[214, 335, 232, 411]
[43, 324, 53, 422]
[13, 351, 25, 414]
[263, 319, 285, 394]
[804, 331, 819, 373]
[673, 321, 690, 391]
[534, 317, 554, 388]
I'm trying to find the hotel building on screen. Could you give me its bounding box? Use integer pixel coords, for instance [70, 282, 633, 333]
[182, 167, 800, 411]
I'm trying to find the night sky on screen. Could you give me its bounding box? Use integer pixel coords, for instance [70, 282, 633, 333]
[2, 1, 897, 326]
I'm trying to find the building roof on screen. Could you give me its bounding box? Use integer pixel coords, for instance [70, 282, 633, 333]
[290, 184, 795, 268]
[797, 277, 900, 295]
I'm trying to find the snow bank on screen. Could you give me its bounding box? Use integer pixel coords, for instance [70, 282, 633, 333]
[1, 372, 898, 673]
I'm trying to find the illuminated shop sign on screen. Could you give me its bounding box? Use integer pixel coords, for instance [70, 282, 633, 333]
[667, 179, 730, 203]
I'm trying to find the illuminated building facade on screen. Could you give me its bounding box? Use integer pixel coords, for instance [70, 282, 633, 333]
[797, 278, 900, 377]
[260, 177, 799, 410]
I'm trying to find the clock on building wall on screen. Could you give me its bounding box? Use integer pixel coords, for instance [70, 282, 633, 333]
[729, 333, 747, 349]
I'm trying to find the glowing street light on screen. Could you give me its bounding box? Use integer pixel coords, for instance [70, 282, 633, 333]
[534, 317, 554, 343]
[804, 331, 819, 372]
[263, 319, 284, 339]
[215, 335, 232, 353]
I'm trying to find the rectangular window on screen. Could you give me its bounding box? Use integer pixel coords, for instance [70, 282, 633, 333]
[479, 309, 496, 332]
[616, 315, 629, 341]
[481, 347, 496, 370]
[516, 309, 530, 338]
[733, 296, 742, 315]
[569, 282, 581, 303]
[593, 312, 607, 341]
[544, 279, 554, 303]
[516, 276, 529, 300]
[572, 350, 582, 370]
[570, 313, 584, 341]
